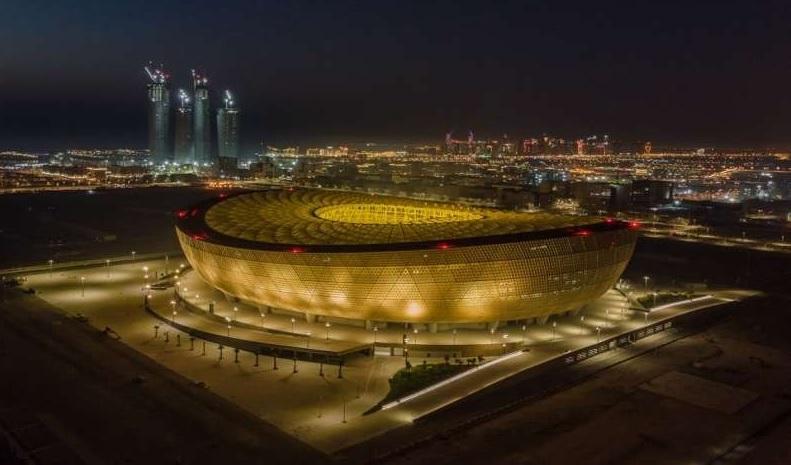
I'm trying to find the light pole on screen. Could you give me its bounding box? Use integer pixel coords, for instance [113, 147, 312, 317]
[580, 315, 585, 335]
[502, 333, 509, 352]
[413, 328, 419, 346]
[131, 250, 136, 261]
[233, 306, 238, 322]
[643, 275, 650, 291]
[291, 317, 296, 333]
[105, 259, 110, 278]
[596, 326, 601, 342]
[373, 326, 378, 345]
[521, 324, 527, 344]
[80, 276, 85, 297]
[48, 259, 54, 278]
[306, 331, 311, 349]
[325, 321, 331, 340]
[259, 312, 266, 328]
[225, 316, 231, 336]
[452, 328, 457, 345]
[552, 321, 557, 341]
[170, 300, 177, 322]
[489, 327, 495, 344]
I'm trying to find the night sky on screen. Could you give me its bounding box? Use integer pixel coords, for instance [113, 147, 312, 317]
[2, 0, 791, 151]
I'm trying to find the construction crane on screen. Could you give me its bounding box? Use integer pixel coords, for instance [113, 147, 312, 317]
[144, 62, 168, 83]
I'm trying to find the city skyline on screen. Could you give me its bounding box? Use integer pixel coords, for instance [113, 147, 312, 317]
[2, 0, 791, 151]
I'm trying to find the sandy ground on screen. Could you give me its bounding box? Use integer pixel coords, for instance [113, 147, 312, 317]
[20, 259, 407, 452]
[369, 295, 791, 465]
[0, 290, 328, 465]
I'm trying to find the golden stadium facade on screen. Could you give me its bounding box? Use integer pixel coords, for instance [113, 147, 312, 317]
[175, 189, 638, 325]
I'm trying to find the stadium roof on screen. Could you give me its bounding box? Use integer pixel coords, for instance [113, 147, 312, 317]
[194, 189, 605, 247]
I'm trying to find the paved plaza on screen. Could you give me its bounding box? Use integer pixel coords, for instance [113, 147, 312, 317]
[19, 256, 751, 453]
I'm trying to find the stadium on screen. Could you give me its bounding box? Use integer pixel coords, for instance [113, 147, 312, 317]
[175, 189, 639, 330]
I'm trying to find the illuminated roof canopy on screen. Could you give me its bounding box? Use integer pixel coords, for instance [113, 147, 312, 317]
[202, 190, 601, 246]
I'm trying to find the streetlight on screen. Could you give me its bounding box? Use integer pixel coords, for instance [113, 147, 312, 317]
[373, 326, 378, 345]
[48, 259, 54, 278]
[291, 317, 296, 332]
[306, 331, 312, 349]
[489, 327, 495, 344]
[521, 324, 527, 344]
[452, 328, 457, 345]
[233, 306, 238, 322]
[413, 328, 419, 345]
[80, 276, 85, 297]
[105, 259, 110, 278]
[552, 321, 557, 340]
[325, 321, 331, 340]
[259, 312, 266, 327]
[596, 326, 601, 342]
[643, 275, 650, 291]
[170, 300, 177, 322]
[225, 316, 231, 336]
[131, 250, 136, 261]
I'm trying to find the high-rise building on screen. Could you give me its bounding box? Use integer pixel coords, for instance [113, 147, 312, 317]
[217, 90, 240, 160]
[192, 70, 212, 165]
[174, 89, 193, 164]
[145, 65, 171, 164]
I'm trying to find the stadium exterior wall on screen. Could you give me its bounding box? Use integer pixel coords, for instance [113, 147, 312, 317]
[176, 227, 637, 324]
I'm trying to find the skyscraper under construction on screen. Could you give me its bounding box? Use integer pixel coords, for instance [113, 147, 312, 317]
[174, 89, 193, 164]
[217, 90, 240, 160]
[145, 65, 171, 164]
[192, 70, 212, 165]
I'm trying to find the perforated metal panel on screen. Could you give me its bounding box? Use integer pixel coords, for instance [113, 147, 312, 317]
[177, 227, 637, 323]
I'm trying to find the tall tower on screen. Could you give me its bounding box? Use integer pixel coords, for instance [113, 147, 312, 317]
[145, 64, 171, 164]
[217, 90, 240, 160]
[192, 70, 212, 165]
[174, 89, 193, 164]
